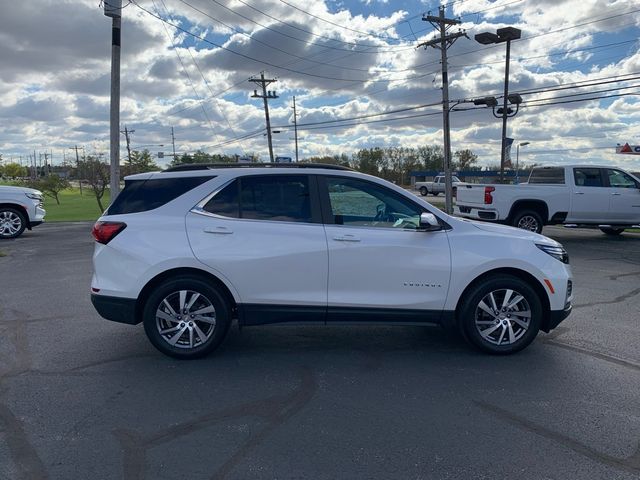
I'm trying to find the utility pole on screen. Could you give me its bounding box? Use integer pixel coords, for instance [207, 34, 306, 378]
[250, 73, 278, 162]
[171, 127, 177, 159]
[120, 125, 134, 164]
[104, 0, 122, 200]
[419, 6, 467, 215]
[71, 145, 83, 195]
[292, 96, 299, 163]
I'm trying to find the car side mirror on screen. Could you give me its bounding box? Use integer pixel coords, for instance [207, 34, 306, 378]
[419, 212, 442, 231]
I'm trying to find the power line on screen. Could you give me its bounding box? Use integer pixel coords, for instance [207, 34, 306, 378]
[132, 1, 434, 84]
[159, 0, 246, 154]
[276, 0, 409, 44]
[148, 0, 219, 140]
[177, 0, 398, 72]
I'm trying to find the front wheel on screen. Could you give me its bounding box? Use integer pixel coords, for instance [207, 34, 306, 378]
[419, 186, 428, 196]
[0, 208, 26, 239]
[143, 275, 231, 359]
[600, 227, 625, 236]
[511, 210, 543, 234]
[458, 275, 542, 354]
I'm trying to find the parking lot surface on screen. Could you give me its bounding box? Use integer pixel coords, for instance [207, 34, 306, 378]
[0, 223, 639, 480]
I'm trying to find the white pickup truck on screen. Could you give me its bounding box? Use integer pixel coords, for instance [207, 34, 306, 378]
[0, 185, 46, 239]
[455, 165, 640, 235]
[415, 175, 468, 196]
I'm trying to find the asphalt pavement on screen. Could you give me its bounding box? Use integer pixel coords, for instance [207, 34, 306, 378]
[0, 222, 639, 480]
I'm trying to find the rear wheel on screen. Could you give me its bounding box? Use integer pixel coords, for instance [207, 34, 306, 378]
[419, 186, 428, 196]
[0, 208, 26, 239]
[143, 275, 231, 359]
[432, 191, 439, 196]
[458, 275, 542, 354]
[511, 210, 543, 234]
[600, 227, 625, 236]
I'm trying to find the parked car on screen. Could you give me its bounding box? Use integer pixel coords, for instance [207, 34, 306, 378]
[415, 175, 468, 196]
[0, 185, 46, 239]
[90, 163, 572, 358]
[455, 165, 640, 234]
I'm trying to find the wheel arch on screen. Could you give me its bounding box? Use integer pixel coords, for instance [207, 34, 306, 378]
[135, 267, 238, 322]
[507, 200, 549, 223]
[0, 203, 30, 227]
[454, 267, 551, 331]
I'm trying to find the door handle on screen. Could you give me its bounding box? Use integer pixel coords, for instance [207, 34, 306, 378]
[204, 226, 233, 234]
[333, 234, 360, 242]
[574, 192, 585, 195]
[611, 192, 622, 196]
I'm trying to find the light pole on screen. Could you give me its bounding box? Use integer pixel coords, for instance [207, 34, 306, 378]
[515, 141, 530, 184]
[475, 27, 521, 182]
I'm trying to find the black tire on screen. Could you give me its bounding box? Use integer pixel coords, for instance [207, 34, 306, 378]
[458, 274, 543, 355]
[419, 186, 428, 196]
[511, 210, 543, 234]
[600, 227, 625, 236]
[143, 275, 231, 359]
[0, 207, 27, 239]
[432, 191, 439, 196]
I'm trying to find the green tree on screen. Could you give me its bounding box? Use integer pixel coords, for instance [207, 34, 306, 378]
[416, 146, 444, 171]
[29, 174, 71, 205]
[354, 148, 384, 176]
[78, 157, 110, 212]
[123, 149, 159, 176]
[453, 149, 479, 171]
[3, 163, 27, 178]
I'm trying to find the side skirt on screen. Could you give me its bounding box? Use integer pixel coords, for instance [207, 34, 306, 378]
[238, 304, 452, 327]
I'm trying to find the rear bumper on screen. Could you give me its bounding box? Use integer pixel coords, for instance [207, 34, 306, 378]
[455, 206, 499, 221]
[542, 303, 572, 333]
[91, 294, 140, 325]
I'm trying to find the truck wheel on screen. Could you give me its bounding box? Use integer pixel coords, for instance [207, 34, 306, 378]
[419, 186, 428, 196]
[432, 192, 439, 196]
[600, 227, 625, 236]
[512, 210, 543, 234]
[458, 274, 542, 355]
[0, 207, 27, 239]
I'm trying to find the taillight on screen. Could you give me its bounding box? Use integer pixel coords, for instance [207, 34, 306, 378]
[92, 221, 126, 244]
[484, 186, 495, 204]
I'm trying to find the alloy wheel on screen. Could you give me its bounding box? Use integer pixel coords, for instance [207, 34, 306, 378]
[155, 290, 217, 349]
[0, 211, 23, 237]
[474, 289, 531, 346]
[516, 215, 539, 232]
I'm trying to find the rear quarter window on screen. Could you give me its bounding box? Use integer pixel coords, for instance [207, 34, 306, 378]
[106, 176, 213, 215]
[528, 168, 565, 184]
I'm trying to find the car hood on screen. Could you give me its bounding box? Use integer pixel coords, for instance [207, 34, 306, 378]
[466, 219, 559, 245]
[0, 185, 42, 195]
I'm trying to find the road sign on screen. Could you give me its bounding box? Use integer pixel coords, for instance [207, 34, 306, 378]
[616, 143, 640, 155]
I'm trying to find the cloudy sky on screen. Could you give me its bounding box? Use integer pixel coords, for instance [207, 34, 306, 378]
[0, 0, 639, 169]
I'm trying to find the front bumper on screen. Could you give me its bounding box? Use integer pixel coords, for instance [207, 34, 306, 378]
[542, 303, 572, 333]
[91, 294, 140, 325]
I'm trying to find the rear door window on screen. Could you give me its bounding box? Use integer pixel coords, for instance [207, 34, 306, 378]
[203, 175, 315, 223]
[573, 168, 604, 187]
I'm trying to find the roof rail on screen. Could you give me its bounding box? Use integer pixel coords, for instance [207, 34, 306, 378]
[164, 162, 353, 172]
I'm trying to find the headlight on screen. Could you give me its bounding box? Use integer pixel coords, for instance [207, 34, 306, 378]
[536, 243, 569, 264]
[25, 192, 42, 200]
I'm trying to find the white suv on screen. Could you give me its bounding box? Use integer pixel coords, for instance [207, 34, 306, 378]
[90, 164, 573, 358]
[0, 185, 46, 239]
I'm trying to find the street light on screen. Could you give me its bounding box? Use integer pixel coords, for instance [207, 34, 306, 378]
[515, 141, 530, 184]
[475, 26, 522, 181]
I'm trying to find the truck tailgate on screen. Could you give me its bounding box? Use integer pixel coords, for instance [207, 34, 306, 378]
[457, 185, 487, 206]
